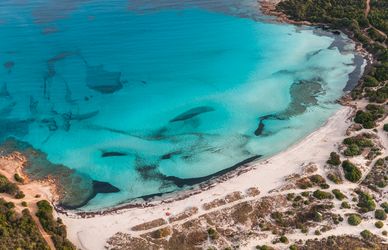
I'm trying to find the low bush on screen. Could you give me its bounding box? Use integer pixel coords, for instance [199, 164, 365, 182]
[327, 152, 341, 166]
[309, 175, 326, 185]
[313, 190, 334, 200]
[279, 235, 289, 244]
[360, 229, 373, 240]
[14, 191, 25, 199]
[341, 201, 351, 209]
[342, 161, 362, 182]
[375, 209, 387, 220]
[375, 221, 384, 228]
[256, 245, 274, 250]
[354, 110, 375, 128]
[0, 174, 19, 197]
[348, 214, 362, 226]
[381, 202, 388, 213]
[13, 174, 24, 184]
[332, 189, 346, 200]
[344, 144, 361, 156]
[327, 173, 342, 184]
[207, 228, 218, 240]
[357, 191, 376, 213]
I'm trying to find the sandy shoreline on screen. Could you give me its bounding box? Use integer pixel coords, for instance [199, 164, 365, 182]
[59, 106, 355, 250]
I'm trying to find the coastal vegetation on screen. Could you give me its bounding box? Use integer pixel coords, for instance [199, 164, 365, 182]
[332, 189, 347, 200]
[36, 200, 76, 250]
[312, 189, 334, 200]
[356, 190, 376, 213]
[342, 161, 362, 182]
[348, 214, 362, 226]
[375, 209, 387, 220]
[327, 152, 341, 166]
[0, 174, 25, 199]
[0, 198, 49, 250]
[375, 221, 384, 228]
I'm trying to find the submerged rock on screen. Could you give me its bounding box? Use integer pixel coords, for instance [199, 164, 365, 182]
[101, 151, 128, 157]
[169, 106, 215, 122]
[254, 78, 324, 136]
[92, 180, 120, 194]
[86, 65, 123, 94]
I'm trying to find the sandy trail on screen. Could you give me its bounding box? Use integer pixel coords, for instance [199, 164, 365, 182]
[365, 0, 370, 17]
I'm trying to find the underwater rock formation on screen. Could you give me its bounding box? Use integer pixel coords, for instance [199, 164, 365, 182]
[86, 65, 123, 94]
[169, 106, 215, 122]
[101, 151, 128, 158]
[255, 78, 324, 136]
[135, 155, 260, 191]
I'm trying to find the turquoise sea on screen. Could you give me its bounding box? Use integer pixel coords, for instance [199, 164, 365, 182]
[0, 0, 361, 210]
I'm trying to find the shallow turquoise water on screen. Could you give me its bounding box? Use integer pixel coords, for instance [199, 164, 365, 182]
[0, 0, 359, 210]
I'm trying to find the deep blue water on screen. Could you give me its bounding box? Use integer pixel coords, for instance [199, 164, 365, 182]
[0, 0, 360, 210]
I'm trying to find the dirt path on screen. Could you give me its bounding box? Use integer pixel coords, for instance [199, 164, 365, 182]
[365, 0, 370, 17]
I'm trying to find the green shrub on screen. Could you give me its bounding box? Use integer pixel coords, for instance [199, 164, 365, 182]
[341, 201, 351, 209]
[384, 124, 388, 132]
[332, 189, 346, 200]
[327, 173, 342, 184]
[207, 228, 218, 240]
[0, 174, 19, 196]
[327, 152, 341, 166]
[381, 202, 388, 213]
[287, 193, 295, 201]
[348, 214, 362, 226]
[279, 235, 288, 244]
[313, 190, 334, 200]
[375, 209, 387, 220]
[360, 229, 373, 240]
[344, 144, 361, 156]
[354, 110, 375, 129]
[375, 221, 384, 228]
[342, 161, 362, 182]
[21, 201, 27, 207]
[357, 191, 376, 213]
[309, 175, 326, 185]
[383, 231, 388, 236]
[13, 174, 24, 184]
[14, 191, 25, 199]
[363, 75, 379, 87]
[301, 191, 310, 197]
[314, 230, 321, 235]
[256, 245, 274, 250]
[289, 245, 298, 250]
